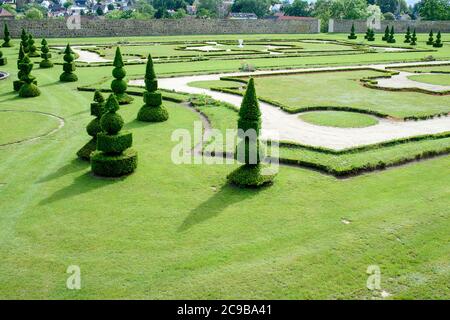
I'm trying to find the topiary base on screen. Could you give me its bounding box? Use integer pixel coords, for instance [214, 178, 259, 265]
[77, 139, 97, 161]
[28, 52, 40, 58]
[18, 83, 40, 98]
[91, 148, 137, 178]
[1, 42, 12, 47]
[433, 43, 443, 48]
[227, 164, 276, 188]
[0, 57, 6, 66]
[60, 72, 78, 82]
[137, 105, 169, 122]
[13, 80, 24, 91]
[348, 36, 357, 40]
[115, 93, 134, 105]
[40, 60, 54, 68]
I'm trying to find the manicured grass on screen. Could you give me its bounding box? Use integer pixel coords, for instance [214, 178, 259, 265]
[0, 111, 61, 145]
[298, 111, 379, 128]
[0, 34, 449, 299]
[408, 74, 450, 86]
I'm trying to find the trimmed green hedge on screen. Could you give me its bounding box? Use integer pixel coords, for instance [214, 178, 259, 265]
[97, 131, 133, 154]
[91, 148, 138, 178]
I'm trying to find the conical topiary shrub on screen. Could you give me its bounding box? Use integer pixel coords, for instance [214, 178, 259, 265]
[227, 78, 276, 188]
[410, 29, 417, 46]
[348, 23, 357, 40]
[387, 26, 396, 43]
[77, 90, 106, 160]
[382, 25, 389, 41]
[27, 34, 39, 57]
[20, 29, 28, 53]
[433, 31, 443, 48]
[39, 38, 53, 68]
[426, 30, 434, 45]
[0, 49, 6, 66]
[13, 44, 26, 91]
[137, 54, 169, 122]
[111, 47, 133, 104]
[91, 94, 137, 177]
[404, 26, 411, 43]
[60, 44, 78, 82]
[367, 28, 375, 41]
[18, 54, 40, 98]
[2, 23, 12, 47]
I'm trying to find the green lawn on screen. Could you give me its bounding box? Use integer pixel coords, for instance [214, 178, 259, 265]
[408, 74, 450, 86]
[0, 34, 449, 299]
[298, 111, 379, 128]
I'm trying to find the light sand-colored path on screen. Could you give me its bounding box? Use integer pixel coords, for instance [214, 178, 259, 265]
[129, 61, 450, 150]
[376, 71, 450, 93]
[53, 46, 111, 63]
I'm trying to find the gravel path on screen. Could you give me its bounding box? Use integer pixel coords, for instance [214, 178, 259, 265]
[129, 61, 450, 150]
[375, 71, 450, 93]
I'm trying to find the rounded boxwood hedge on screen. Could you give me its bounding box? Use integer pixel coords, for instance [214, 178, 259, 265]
[227, 164, 275, 188]
[96, 131, 132, 154]
[91, 148, 138, 178]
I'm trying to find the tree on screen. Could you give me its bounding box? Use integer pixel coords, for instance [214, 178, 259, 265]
[25, 7, 44, 19]
[27, 34, 39, 57]
[137, 54, 169, 122]
[111, 47, 133, 104]
[2, 23, 12, 48]
[418, 0, 450, 20]
[64, 0, 74, 10]
[13, 44, 26, 91]
[197, 0, 223, 17]
[426, 30, 434, 45]
[18, 54, 40, 98]
[20, 29, 29, 53]
[60, 44, 78, 82]
[348, 23, 357, 40]
[77, 90, 106, 160]
[410, 29, 417, 45]
[433, 31, 443, 48]
[91, 94, 138, 177]
[383, 11, 395, 20]
[40, 38, 53, 68]
[330, 0, 368, 19]
[231, 0, 271, 18]
[382, 25, 390, 41]
[96, 6, 104, 16]
[376, 0, 400, 14]
[387, 26, 396, 43]
[283, 0, 311, 16]
[227, 78, 275, 188]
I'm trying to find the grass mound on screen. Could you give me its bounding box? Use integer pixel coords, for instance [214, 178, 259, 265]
[298, 111, 379, 128]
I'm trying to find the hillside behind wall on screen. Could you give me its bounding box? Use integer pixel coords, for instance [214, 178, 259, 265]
[0, 17, 320, 38]
[329, 19, 450, 33]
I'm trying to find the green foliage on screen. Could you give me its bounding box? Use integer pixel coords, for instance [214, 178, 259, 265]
[365, 28, 375, 41]
[39, 38, 53, 68]
[2, 23, 12, 47]
[137, 54, 169, 122]
[97, 131, 133, 154]
[227, 164, 275, 188]
[382, 25, 390, 41]
[387, 26, 396, 43]
[27, 34, 39, 57]
[410, 29, 417, 45]
[18, 55, 40, 97]
[426, 30, 434, 45]
[0, 49, 6, 66]
[60, 44, 77, 82]
[20, 29, 29, 53]
[348, 23, 357, 40]
[419, 0, 450, 21]
[404, 26, 411, 43]
[111, 47, 133, 104]
[238, 78, 261, 136]
[91, 148, 138, 177]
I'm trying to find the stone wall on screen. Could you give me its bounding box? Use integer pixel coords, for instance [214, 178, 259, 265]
[330, 19, 450, 33]
[0, 17, 320, 38]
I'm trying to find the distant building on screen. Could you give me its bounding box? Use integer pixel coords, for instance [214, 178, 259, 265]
[186, 5, 196, 15]
[228, 12, 257, 20]
[0, 7, 14, 19]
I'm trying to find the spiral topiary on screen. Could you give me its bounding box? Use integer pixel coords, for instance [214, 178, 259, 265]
[348, 23, 357, 40]
[426, 30, 434, 45]
[433, 31, 443, 48]
[13, 44, 25, 91]
[91, 94, 137, 177]
[60, 44, 78, 82]
[137, 54, 169, 122]
[27, 34, 39, 57]
[404, 26, 411, 43]
[366, 28, 375, 41]
[410, 29, 417, 46]
[20, 29, 29, 53]
[227, 78, 276, 188]
[2, 23, 12, 47]
[18, 54, 40, 98]
[39, 38, 53, 68]
[387, 26, 396, 44]
[77, 90, 106, 160]
[110, 47, 133, 104]
[0, 49, 6, 66]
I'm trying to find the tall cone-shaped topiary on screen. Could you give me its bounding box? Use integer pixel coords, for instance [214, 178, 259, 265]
[20, 29, 29, 53]
[27, 34, 39, 57]
[2, 23, 12, 47]
[0, 49, 6, 66]
[39, 38, 53, 68]
[18, 54, 40, 98]
[227, 78, 276, 188]
[91, 94, 137, 177]
[404, 26, 411, 43]
[13, 44, 26, 91]
[382, 25, 389, 41]
[137, 54, 169, 122]
[111, 47, 133, 104]
[410, 29, 417, 45]
[433, 31, 443, 48]
[387, 26, 396, 43]
[426, 30, 434, 45]
[77, 90, 106, 160]
[366, 28, 375, 41]
[348, 23, 357, 40]
[60, 44, 77, 82]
